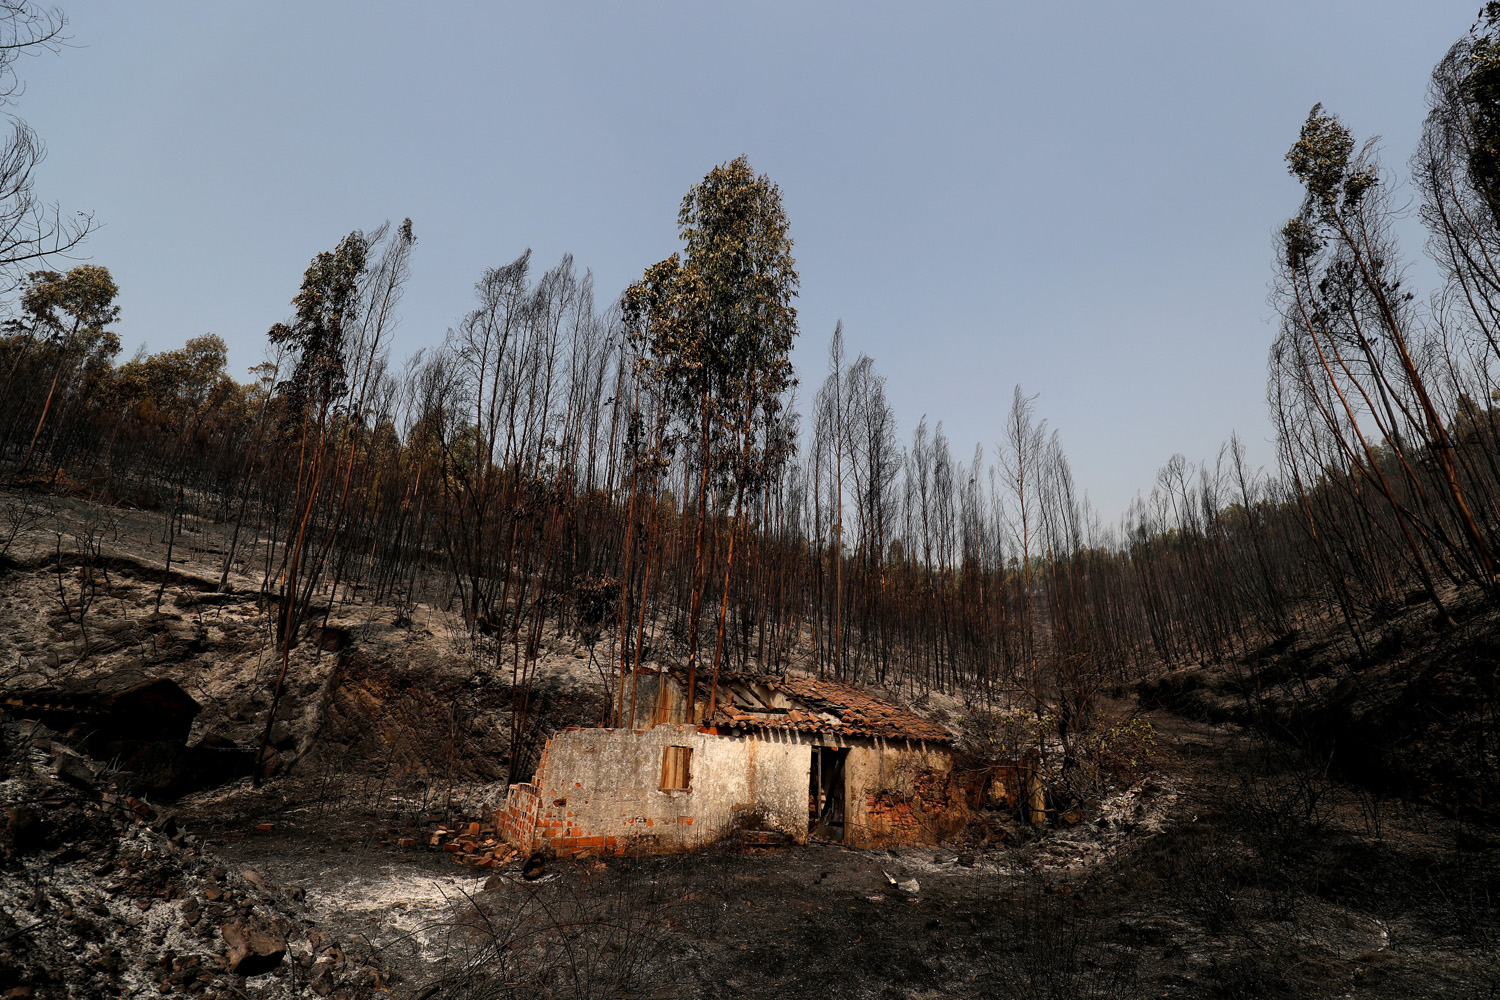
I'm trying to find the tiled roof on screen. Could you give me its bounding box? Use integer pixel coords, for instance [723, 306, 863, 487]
[700, 672, 952, 743]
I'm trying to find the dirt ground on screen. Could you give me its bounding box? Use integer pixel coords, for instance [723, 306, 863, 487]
[176, 710, 1496, 999]
[3, 488, 1500, 998]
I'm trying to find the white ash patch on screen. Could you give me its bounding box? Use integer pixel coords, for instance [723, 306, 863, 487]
[297, 863, 486, 962]
[1043, 776, 1182, 871]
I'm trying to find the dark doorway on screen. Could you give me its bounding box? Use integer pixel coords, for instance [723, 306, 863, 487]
[809, 746, 848, 842]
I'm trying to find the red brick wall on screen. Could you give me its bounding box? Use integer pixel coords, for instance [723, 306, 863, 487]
[863, 791, 924, 839]
[858, 763, 971, 846]
[495, 782, 541, 851]
[534, 805, 630, 856]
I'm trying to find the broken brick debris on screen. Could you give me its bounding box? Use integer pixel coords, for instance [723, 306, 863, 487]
[416, 822, 519, 869]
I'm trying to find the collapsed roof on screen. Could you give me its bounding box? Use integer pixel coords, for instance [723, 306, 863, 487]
[674, 670, 953, 744]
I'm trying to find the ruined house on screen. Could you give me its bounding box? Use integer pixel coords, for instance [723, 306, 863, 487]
[496, 669, 970, 856]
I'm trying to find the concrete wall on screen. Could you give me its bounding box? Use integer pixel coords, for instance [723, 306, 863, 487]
[497, 724, 812, 856]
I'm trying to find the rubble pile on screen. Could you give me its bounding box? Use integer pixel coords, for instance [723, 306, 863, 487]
[0, 716, 390, 999]
[420, 820, 519, 870]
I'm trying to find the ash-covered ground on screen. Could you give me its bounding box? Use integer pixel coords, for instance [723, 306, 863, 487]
[2, 489, 1498, 998]
[188, 715, 1499, 1000]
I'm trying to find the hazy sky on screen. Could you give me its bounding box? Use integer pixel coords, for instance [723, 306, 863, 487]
[14, 1, 1484, 521]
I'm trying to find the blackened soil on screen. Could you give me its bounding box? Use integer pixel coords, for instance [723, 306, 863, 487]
[552, 845, 1009, 998]
[185, 712, 1500, 999]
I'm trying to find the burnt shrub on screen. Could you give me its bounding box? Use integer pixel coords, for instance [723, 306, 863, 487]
[976, 877, 1144, 1000]
[417, 879, 674, 1000]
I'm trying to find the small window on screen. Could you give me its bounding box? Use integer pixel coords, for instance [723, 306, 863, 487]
[659, 746, 692, 791]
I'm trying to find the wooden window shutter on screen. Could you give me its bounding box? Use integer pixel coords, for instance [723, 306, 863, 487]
[659, 746, 691, 791]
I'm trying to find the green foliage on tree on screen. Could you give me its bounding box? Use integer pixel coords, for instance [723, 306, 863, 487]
[624, 155, 799, 491]
[11, 264, 120, 470]
[1462, 3, 1500, 221]
[19, 264, 121, 356]
[115, 334, 234, 430]
[622, 155, 801, 706]
[1284, 104, 1378, 221]
[269, 230, 371, 423]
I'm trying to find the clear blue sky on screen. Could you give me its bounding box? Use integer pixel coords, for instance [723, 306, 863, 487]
[16, 1, 1483, 521]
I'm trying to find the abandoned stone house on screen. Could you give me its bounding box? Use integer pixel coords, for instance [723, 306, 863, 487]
[495, 669, 971, 856]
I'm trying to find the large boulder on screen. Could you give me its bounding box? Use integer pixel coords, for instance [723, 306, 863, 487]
[2, 677, 202, 793]
[221, 911, 287, 976]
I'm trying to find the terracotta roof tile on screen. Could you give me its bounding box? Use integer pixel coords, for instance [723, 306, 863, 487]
[697, 672, 951, 743]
